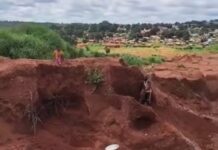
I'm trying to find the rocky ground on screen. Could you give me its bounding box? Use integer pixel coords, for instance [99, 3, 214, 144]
[0, 55, 217, 150]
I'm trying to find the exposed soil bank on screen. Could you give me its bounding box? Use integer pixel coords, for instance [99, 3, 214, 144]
[0, 56, 217, 150]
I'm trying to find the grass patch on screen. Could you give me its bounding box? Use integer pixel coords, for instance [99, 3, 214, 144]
[121, 54, 164, 67]
[121, 55, 146, 66]
[75, 47, 120, 58]
[87, 44, 104, 51]
[207, 44, 218, 53]
[76, 49, 107, 57]
[181, 45, 204, 51]
[144, 55, 164, 65]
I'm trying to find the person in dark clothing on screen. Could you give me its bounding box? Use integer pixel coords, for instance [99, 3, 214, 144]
[139, 77, 152, 105]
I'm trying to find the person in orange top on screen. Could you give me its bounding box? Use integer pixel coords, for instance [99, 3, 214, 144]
[53, 48, 64, 65]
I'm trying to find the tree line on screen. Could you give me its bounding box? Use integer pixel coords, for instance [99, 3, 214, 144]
[1, 20, 218, 44]
[48, 20, 218, 43]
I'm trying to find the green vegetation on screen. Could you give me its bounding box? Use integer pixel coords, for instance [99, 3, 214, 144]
[86, 44, 104, 51]
[121, 54, 164, 66]
[2, 20, 218, 43]
[161, 29, 190, 41]
[121, 55, 147, 66]
[207, 44, 218, 52]
[76, 44, 119, 58]
[86, 68, 104, 87]
[1, 22, 218, 66]
[145, 55, 165, 64]
[76, 48, 107, 57]
[0, 24, 77, 59]
[104, 46, 111, 54]
[178, 45, 204, 51]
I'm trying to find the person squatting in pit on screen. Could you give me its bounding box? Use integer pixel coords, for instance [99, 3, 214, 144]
[139, 76, 152, 105]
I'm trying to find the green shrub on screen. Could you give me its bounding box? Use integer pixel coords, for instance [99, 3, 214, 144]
[144, 55, 164, 64]
[86, 46, 90, 51]
[75, 48, 101, 58]
[86, 68, 104, 86]
[0, 24, 76, 59]
[104, 46, 110, 54]
[121, 54, 146, 66]
[121, 54, 164, 66]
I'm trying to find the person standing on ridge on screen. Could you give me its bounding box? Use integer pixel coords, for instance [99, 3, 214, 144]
[53, 48, 64, 65]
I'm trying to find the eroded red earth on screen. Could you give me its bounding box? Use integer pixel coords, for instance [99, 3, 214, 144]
[0, 55, 218, 150]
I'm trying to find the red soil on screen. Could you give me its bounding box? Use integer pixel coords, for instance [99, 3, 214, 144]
[0, 56, 217, 150]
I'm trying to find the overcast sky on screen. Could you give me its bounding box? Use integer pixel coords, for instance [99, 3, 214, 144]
[0, 0, 218, 24]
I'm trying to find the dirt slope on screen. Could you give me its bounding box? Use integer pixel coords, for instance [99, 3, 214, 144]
[152, 54, 218, 150]
[0, 56, 217, 150]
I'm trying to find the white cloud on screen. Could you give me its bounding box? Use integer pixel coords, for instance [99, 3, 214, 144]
[0, 0, 217, 23]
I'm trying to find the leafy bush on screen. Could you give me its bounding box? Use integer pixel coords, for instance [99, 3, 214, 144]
[121, 54, 164, 66]
[0, 24, 77, 59]
[75, 48, 111, 58]
[121, 54, 146, 66]
[144, 55, 164, 65]
[86, 68, 104, 86]
[86, 46, 90, 51]
[104, 46, 110, 54]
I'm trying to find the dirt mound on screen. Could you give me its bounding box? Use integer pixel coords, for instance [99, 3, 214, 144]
[152, 54, 218, 150]
[0, 56, 218, 150]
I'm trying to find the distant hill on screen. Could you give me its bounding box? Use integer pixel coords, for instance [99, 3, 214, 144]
[0, 21, 55, 28]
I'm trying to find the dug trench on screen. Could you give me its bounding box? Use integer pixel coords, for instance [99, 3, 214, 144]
[0, 57, 218, 150]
